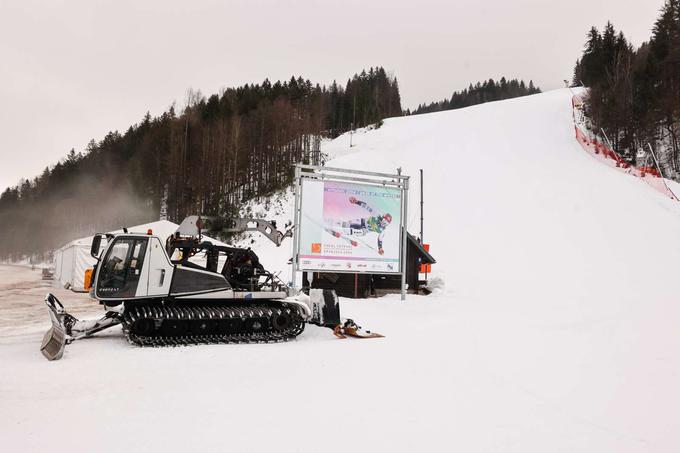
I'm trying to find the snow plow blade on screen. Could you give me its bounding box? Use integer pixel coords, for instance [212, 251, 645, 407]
[40, 294, 67, 361]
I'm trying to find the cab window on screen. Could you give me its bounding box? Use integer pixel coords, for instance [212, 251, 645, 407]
[97, 237, 148, 298]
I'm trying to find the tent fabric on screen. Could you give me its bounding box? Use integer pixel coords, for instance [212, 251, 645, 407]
[53, 243, 95, 292]
[53, 220, 225, 292]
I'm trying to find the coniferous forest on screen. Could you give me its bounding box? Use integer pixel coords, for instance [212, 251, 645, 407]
[406, 78, 540, 116]
[573, 0, 680, 177]
[0, 67, 401, 260]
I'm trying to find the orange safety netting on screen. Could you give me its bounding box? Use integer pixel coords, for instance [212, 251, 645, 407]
[572, 94, 676, 200]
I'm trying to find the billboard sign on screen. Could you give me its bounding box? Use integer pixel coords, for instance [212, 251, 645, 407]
[297, 178, 403, 273]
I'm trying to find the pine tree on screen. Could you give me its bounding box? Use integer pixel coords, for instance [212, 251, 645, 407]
[409, 78, 541, 115]
[574, 5, 680, 173]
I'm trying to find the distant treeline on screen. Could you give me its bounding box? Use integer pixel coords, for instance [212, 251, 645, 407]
[0, 67, 401, 260]
[406, 78, 540, 116]
[573, 0, 680, 178]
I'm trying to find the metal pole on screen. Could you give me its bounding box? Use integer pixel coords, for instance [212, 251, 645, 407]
[647, 143, 678, 201]
[419, 169, 424, 243]
[296, 164, 408, 180]
[353, 96, 356, 131]
[291, 166, 301, 290]
[647, 143, 663, 176]
[400, 170, 409, 301]
[300, 172, 407, 188]
[600, 128, 614, 150]
[350, 96, 356, 148]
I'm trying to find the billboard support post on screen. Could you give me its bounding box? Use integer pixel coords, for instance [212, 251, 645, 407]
[291, 165, 302, 290]
[293, 164, 409, 299]
[400, 173, 409, 301]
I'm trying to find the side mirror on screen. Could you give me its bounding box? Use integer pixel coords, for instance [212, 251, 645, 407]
[91, 234, 102, 259]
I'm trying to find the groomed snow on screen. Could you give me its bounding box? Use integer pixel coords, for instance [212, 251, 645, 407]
[2, 89, 680, 452]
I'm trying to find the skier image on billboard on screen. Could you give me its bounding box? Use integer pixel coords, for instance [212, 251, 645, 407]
[298, 179, 402, 273]
[325, 196, 393, 255]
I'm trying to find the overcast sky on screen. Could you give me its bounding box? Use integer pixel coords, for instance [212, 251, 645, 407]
[0, 0, 664, 192]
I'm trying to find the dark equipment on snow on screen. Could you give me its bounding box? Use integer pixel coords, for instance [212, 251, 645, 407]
[40, 216, 342, 360]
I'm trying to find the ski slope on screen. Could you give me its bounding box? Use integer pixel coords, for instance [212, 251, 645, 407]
[2, 89, 680, 453]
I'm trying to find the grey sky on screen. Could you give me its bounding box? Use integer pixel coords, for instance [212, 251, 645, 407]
[0, 0, 663, 192]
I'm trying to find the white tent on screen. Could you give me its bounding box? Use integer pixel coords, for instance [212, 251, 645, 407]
[53, 220, 225, 292]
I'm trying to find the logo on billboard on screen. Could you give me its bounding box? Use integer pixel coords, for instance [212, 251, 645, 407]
[311, 243, 321, 253]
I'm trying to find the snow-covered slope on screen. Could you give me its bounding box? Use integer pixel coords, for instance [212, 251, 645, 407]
[3, 89, 680, 453]
[249, 89, 680, 304]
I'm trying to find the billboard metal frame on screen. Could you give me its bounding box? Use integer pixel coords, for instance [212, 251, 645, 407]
[292, 164, 409, 300]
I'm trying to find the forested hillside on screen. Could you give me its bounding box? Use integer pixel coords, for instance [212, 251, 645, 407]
[573, 0, 680, 178]
[0, 67, 401, 260]
[406, 78, 540, 116]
